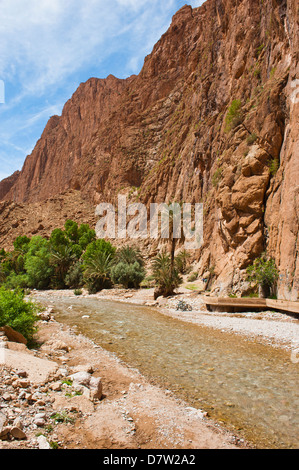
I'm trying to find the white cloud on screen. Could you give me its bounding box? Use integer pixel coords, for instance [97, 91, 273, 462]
[0, 1, 204, 180]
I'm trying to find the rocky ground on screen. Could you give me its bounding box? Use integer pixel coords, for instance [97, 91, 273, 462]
[1, 286, 298, 450]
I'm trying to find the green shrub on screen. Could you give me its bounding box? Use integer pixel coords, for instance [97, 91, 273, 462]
[50, 245, 77, 288]
[246, 254, 279, 298]
[65, 261, 84, 289]
[111, 261, 146, 288]
[140, 275, 156, 288]
[114, 246, 144, 267]
[3, 273, 29, 290]
[269, 158, 279, 175]
[187, 272, 198, 282]
[246, 132, 258, 145]
[0, 288, 39, 344]
[175, 250, 191, 274]
[225, 99, 243, 132]
[82, 239, 116, 263]
[83, 251, 114, 294]
[74, 289, 82, 296]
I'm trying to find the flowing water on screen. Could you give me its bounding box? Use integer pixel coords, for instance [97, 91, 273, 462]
[37, 295, 299, 448]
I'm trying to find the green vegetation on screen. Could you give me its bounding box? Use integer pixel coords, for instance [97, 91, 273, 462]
[246, 132, 258, 145]
[152, 251, 182, 299]
[175, 249, 191, 274]
[0, 287, 39, 344]
[246, 254, 279, 298]
[269, 158, 279, 175]
[212, 167, 223, 187]
[0, 220, 151, 297]
[187, 272, 198, 282]
[50, 411, 75, 425]
[225, 99, 243, 132]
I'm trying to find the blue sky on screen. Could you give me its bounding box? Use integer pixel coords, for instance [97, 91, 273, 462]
[0, 0, 203, 182]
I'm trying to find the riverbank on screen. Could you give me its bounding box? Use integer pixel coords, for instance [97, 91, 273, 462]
[0, 313, 242, 450]
[32, 287, 299, 353]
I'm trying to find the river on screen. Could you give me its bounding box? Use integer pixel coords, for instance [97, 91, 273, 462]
[36, 294, 299, 449]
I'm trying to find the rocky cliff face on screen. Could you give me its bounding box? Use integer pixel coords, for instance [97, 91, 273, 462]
[1, 0, 298, 299]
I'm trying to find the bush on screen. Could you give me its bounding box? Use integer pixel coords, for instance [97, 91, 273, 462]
[3, 273, 29, 290]
[65, 261, 84, 289]
[83, 251, 114, 294]
[82, 239, 116, 263]
[0, 288, 39, 344]
[246, 132, 258, 145]
[111, 261, 145, 289]
[187, 272, 198, 282]
[269, 158, 279, 175]
[225, 99, 243, 132]
[152, 252, 182, 298]
[114, 246, 144, 267]
[246, 254, 279, 298]
[175, 250, 191, 274]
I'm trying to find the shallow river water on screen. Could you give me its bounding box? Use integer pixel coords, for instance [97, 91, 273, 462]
[37, 295, 299, 449]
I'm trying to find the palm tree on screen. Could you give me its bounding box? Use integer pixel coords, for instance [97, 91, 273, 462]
[152, 251, 182, 299]
[50, 245, 77, 288]
[175, 249, 191, 274]
[83, 252, 113, 293]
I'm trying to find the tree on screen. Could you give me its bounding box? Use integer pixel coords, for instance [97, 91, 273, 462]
[83, 251, 114, 294]
[82, 239, 116, 263]
[24, 236, 53, 290]
[65, 261, 84, 289]
[64, 220, 79, 244]
[152, 251, 182, 299]
[114, 246, 144, 267]
[0, 287, 39, 345]
[111, 261, 145, 289]
[175, 249, 191, 274]
[246, 254, 279, 298]
[50, 245, 77, 288]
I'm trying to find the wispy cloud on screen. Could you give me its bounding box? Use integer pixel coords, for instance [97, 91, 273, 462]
[0, 0, 203, 180]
